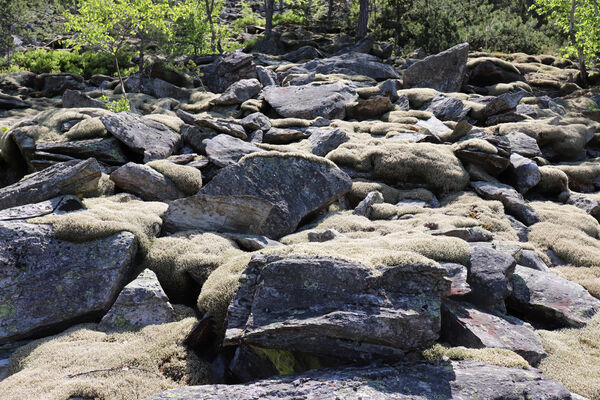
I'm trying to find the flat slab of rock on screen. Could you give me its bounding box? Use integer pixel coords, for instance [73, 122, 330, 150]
[98, 269, 176, 332]
[199, 153, 352, 238]
[0, 222, 137, 343]
[203, 134, 264, 167]
[442, 299, 546, 365]
[110, 162, 185, 201]
[263, 82, 358, 120]
[35, 137, 128, 166]
[0, 92, 29, 109]
[403, 43, 469, 92]
[163, 194, 274, 234]
[508, 265, 600, 328]
[0, 195, 83, 221]
[307, 127, 349, 156]
[100, 112, 181, 162]
[0, 158, 101, 211]
[472, 181, 539, 225]
[148, 360, 571, 400]
[224, 255, 451, 362]
[211, 78, 261, 105]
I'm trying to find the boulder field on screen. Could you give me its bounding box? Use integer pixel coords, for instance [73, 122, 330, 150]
[0, 39, 600, 400]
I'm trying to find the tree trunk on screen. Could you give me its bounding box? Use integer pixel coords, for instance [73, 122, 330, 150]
[279, 0, 283, 13]
[328, 0, 334, 24]
[205, 0, 218, 53]
[569, 0, 588, 87]
[265, 0, 275, 40]
[356, 0, 369, 39]
[114, 53, 127, 101]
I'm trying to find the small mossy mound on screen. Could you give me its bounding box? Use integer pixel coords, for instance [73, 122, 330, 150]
[30, 194, 168, 254]
[532, 201, 600, 237]
[241, 150, 337, 168]
[146, 160, 203, 195]
[529, 223, 600, 268]
[1, 317, 209, 400]
[538, 314, 600, 399]
[144, 114, 185, 133]
[64, 117, 108, 140]
[554, 158, 600, 190]
[452, 138, 499, 154]
[533, 166, 569, 196]
[348, 180, 436, 206]
[422, 344, 529, 369]
[143, 231, 243, 304]
[553, 267, 600, 299]
[326, 140, 469, 193]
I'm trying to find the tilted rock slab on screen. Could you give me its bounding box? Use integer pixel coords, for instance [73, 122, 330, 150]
[0, 158, 101, 211]
[403, 43, 469, 92]
[100, 112, 181, 162]
[472, 181, 539, 226]
[203, 134, 264, 167]
[148, 360, 572, 400]
[0, 221, 137, 343]
[110, 162, 185, 201]
[199, 153, 352, 239]
[224, 255, 451, 362]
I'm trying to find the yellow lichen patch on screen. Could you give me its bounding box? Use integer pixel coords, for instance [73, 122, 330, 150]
[538, 314, 600, 399]
[1, 318, 209, 400]
[553, 267, 600, 299]
[327, 140, 469, 193]
[30, 195, 168, 255]
[422, 344, 530, 369]
[146, 160, 203, 195]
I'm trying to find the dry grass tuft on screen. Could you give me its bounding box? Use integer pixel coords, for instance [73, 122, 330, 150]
[422, 344, 530, 369]
[553, 267, 600, 298]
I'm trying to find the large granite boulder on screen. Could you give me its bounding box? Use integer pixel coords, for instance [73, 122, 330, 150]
[201, 50, 258, 93]
[403, 43, 469, 92]
[100, 112, 181, 162]
[263, 82, 358, 120]
[199, 152, 352, 238]
[0, 221, 137, 343]
[0, 158, 101, 211]
[224, 254, 451, 362]
[148, 360, 572, 400]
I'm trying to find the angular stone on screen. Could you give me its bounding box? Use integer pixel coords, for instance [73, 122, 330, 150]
[34, 137, 128, 166]
[0, 195, 84, 221]
[307, 228, 344, 242]
[264, 82, 358, 120]
[224, 255, 451, 362]
[148, 360, 571, 400]
[0, 222, 137, 344]
[202, 50, 258, 93]
[441, 262, 471, 296]
[177, 110, 247, 139]
[262, 127, 308, 144]
[353, 190, 384, 218]
[163, 194, 274, 234]
[152, 78, 189, 100]
[0, 158, 101, 211]
[100, 112, 181, 162]
[110, 162, 185, 201]
[566, 192, 600, 220]
[345, 96, 393, 120]
[212, 79, 262, 106]
[472, 181, 539, 226]
[504, 153, 541, 194]
[256, 66, 278, 87]
[0, 91, 29, 109]
[61, 89, 106, 109]
[466, 244, 516, 311]
[200, 153, 352, 238]
[482, 91, 527, 118]
[97, 269, 176, 332]
[403, 43, 469, 92]
[508, 265, 600, 328]
[240, 112, 271, 132]
[203, 134, 264, 167]
[517, 249, 550, 272]
[307, 127, 349, 157]
[40, 73, 85, 97]
[426, 94, 471, 122]
[442, 299, 546, 365]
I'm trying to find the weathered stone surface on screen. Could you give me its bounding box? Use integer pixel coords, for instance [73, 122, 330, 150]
[504, 153, 541, 194]
[61, 89, 106, 109]
[307, 127, 349, 156]
[0, 91, 29, 109]
[256, 65, 278, 86]
[566, 192, 600, 219]
[504, 131, 541, 158]
[262, 127, 308, 144]
[224, 255, 451, 362]
[508, 265, 600, 328]
[0, 195, 83, 221]
[40, 73, 85, 97]
[163, 194, 274, 234]
[97, 269, 176, 332]
[425, 94, 471, 121]
[202, 50, 258, 93]
[177, 110, 247, 139]
[152, 78, 190, 100]
[345, 96, 393, 120]
[240, 112, 271, 132]
[482, 91, 527, 118]
[472, 181, 539, 225]
[100, 112, 181, 162]
[34, 137, 128, 166]
[110, 162, 184, 201]
[403, 43, 469, 92]
[263, 82, 358, 120]
[212, 79, 262, 105]
[353, 190, 384, 217]
[467, 58, 524, 86]
[282, 45, 324, 62]
[517, 250, 550, 272]
[441, 299, 546, 365]
[466, 244, 516, 311]
[307, 228, 344, 242]
[0, 221, 137, 343]
[203, 134, 264, 167]
[199, 153, 352, 238]
[148, 360, 572, 400]
[0, 158, 101, 211]
[441, 262, 471, 296]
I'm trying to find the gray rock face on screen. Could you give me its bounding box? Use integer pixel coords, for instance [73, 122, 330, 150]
[403, 43, 469, 92]
[177, 110, 247, 140]
[504, 153, 541, 194]
[353, 190, 384, 217]
[345, 96, 393, 120]
[441, 299, 546, 365]
[263, 82, 358, 120]
[202, 50, 258, 93]
[0, 158, 101, 211]
[34, 137, 128, 167]
[61, 89, 106, 109]
[163, 194, 274, 234]
[40, 73, 85, 97]
[483, 91, 527, 118]
[97, 269, 176, 332]
[0, 91, 29, 109]
[100, 112, 181, 162]
[212, 79, 262, 105]
[508, 266, 600, 328]
[0, 221, 137, 344]
[566, 192, 600, 219]
[466, 244, 516, 311]
[256, 66, 278, 86]
[307, 127, 349, 156]
[262, 127, 308, 144]
[148, 360, 572, 400]
[472, 181, 539, 226]
[199, 153, 352, 239]
[518, 250, 550, 272]
[431, 227, 493, 242]
[240, 112, 271, 132]
[425, 94, 471, 121]
[224, 255, 451, 362]
[152, 78, 189, 100]
[203, 134, 264, 167]
[110, 162, 185, 201]
[0, 195, 84, 221]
